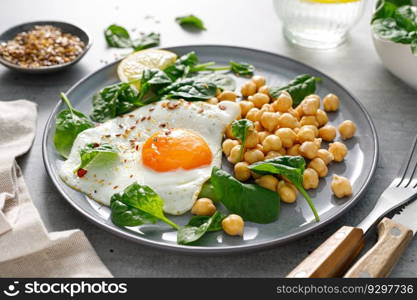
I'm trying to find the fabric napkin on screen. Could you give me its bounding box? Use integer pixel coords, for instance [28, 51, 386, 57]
[0, 100, 112, 277]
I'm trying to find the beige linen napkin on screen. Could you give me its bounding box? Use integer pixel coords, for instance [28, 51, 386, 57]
[0, 100, 112, 277]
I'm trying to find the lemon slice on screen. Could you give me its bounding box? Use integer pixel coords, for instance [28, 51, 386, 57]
[302, 0, 360, 3]
[117, 49, 177, 88]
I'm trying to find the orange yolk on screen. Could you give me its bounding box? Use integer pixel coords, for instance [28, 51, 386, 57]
[142, 129, 213, 172]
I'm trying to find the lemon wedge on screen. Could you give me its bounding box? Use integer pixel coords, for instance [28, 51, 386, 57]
[117, 49, 177, 88]
[302, 0, 360, 3]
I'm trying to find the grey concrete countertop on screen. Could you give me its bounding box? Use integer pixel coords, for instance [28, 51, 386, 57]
[1, 0, 416, 277]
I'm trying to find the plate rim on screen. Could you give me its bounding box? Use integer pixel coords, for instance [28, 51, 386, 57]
[42, 44, 379, 254]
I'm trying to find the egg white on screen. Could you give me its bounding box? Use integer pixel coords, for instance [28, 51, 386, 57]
[59, 100, 240, 215]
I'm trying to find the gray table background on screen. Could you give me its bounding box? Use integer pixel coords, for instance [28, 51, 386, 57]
[1, 0, 416, 277]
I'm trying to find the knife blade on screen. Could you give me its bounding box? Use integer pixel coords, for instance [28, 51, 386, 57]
[392, 199, 417, 234]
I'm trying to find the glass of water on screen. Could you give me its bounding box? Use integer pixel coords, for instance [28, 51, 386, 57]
[273, 0, 365, 49]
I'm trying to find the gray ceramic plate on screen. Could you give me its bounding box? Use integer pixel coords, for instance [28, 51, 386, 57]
[43, 45, 378, 254]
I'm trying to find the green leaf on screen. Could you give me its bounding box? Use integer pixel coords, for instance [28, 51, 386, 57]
[372, 1, 399, 22]
[137, 68, 173, 103]
[395, 5, 417, 32]
[269, 74, 320, 107]
[110, 193, 158, 226]
[175, 15, 206, 30]
[132, 32, 160, 51]
[249, 156, 320, 222]
[186, 213, 224, 232]
[53, 93, 94, 158]
[198, 181, 220, 203]
[210, 167, 280, 224]
[104, 24, 132, 48]
[164, 51, 199, 81]
[231, 119, 253, 161]
[193, 73, 236, 91]
[372, 18, 413, 43]
[229, 61, 255, 77]
[160, 78, 217, 101]
[177, 212, 222, 245]
[90, 82, 139, 122]
[411, 38, 417, 55]
[75, 143, 118, 172]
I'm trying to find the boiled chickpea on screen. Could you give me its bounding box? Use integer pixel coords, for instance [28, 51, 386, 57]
[241, 81, 257, 97]
[278, 147, 287, 155]
[265, 150, 281, 159]
[258, 131, 270, 143]
[331, 175, 352, 198]
[302, 97, 320, 115]
[275, 128, 297, 148]
[256, 143, 265, 153]
[287, 144, 301, 156]
[338, 120, 357, 140]
[234, 162, 251, 181]
[239, 101, 254, 117]
[262, 134, 282, 152]
[299, 141, 319, 160]
[300, 116, 319, 127]
[246, 107, 260, 122]
[277, 181, 297, 203]
[260, 111, 279, 132]
[191, 198, 216, 216]
[288, 108, 301, 121]
[272, 92, 293, 112]
[316, 149, 334, 165]
[256, 175, 279, 191]
[249, 93, 270, 108]
[323, 93, 340, 112]
[313, 138, 322, 149]
[258, 85, 269, 96]
[328, 142, 348, 162]
[319, 125, 337, 142]
[244, 130, 259, 148]
[303, 168, 319, 190]
[244, 148, 264, 164]
[308, 157, 328, 177]
[297, 126, 315, 143]
[228, 145, 243, 164]
[278, 113, 299, 129]
[251, 171, 262, 179]
[316, 109, 328, 127]
[218, 91, 237, 102]
[222, 139, 239, 156]
[225, 124, 234, 139]
[304, 125, 319, 137]
[222, 214, 244, 236]
[254, 121, 263, 132]
[207, 97, 219, 105]
[252, 75, 266, 89]
[295, 104, 304, 117]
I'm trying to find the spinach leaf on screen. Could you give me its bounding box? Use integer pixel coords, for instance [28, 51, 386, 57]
[231, 119, 253, 161]
[229, 61, 255, 77]
[210, 167, 280, 224]
[372, 18, 413, 43]
[193, 73, 236, 91]
[133, 32, 160, 51]
[54, 93, 94, 158]
[104, 24, 132, 48]
[160, 78, 217, 101]
[175, 15, 206, 30]
[249, 156, 320, 222]
[373, 1, 399, 22]
[90, 82, 139, 122]
[269, 74, 321, 107]
[164, 51, 199, 80]
[395, 5, 417, 32]
[412, 38, 417, 54]
[137, 68, 173, 103]
[110, 193, 157, 227]
[186, 213, 224, 232]
[198, 181, 220, 203]
[177, 212, 222, 245]
[75, 143, 118, 172]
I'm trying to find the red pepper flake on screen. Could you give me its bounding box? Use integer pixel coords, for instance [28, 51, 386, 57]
[149, 107, 155, 112]
[115, 133, 122, 137]
[159, 123, 167, 128]
[146, 116, 151, 120]
[129, 174, 134, 178]
[113, 185, 119, 190]
[118, 124, 124, 129]
[128, 114, 135, 118]
[141, 116, 146, 122]
[219, 105, 226, 110]
[167, 101, 179, 109]
[135, 145, 139, 151]
[130, 125, 136, 130]
[77, 168, 87, 177]
[92, 143, 100, 148]
[198, 108, 204, 113]
[104, 134, 111, 138]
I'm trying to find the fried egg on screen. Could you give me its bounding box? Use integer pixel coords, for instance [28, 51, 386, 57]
[59, 100, 240, 215]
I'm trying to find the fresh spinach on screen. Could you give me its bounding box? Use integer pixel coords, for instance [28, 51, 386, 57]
[160, 78, 217, 101]
[249, 156, 320, 222]
[210, 167, 280, 224]
[104, 24, 132, 48]
[175, 15, 206, 30]
[198, 181, 220, 203]
[137, 68, 173, 103]
[54, 93, 94, 158]
[269, 75, 321, 107]
[133, 32, 160, 51]
[229, 61, 255, 77]
[110, 193, 157, 227]
[177, 212, 222, 245]
[193, 73, 236, 91]
[372, 18, 413, 43]
[75, 143, 118, 172]
[163, 51, 199, 80]
[186, 213, 224, 232]
[231, 119, 253, 161]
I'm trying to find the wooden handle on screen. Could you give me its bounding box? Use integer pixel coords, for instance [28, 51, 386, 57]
[344, 218, 413, 278]
[287, 226, 364, 278]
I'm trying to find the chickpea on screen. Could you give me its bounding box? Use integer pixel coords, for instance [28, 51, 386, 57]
[239, 101, 254, 117]
[287, 144, 301, 156]
[258, 85, 269, 96]
[252, 75, 266, 89]
[217, 91, 237, 102]
[251, 171, 262, 179]
[248, 93, 270, 108]
[228, 145, 243, 164]
[308, 158, 328, 177]
[338, 120, 357, 140]
[316, 149, 334, 165]
[256, 175, 279, 191]
[256, 143, 265, 153]
[225, 124, 234, 139]
[288, 108, 301, 121]
[313, 138, 322, 149]
[295, 104, 304, 117]
[323, 93, 340, 112]
[278, 147, 287, 155]
[262, 134, 282, 152]
[245, 130, 259, 148]
[303, 168, 319, 190]
[260, 112, 279, 132]
[272, 92, 293, 112]
[207, 97, 219, 105]
[331, 175, 352, 198]
[328, 141, 348, 162]
[246, 107, 260, 122]
[244, 148, 264, 164]
[254, 121, 263, 132]
[234, 162, 251, 181]
[222, 139, 239, 156]
[319, 125, 337, 142]
[241, 81, 257, 97]
[265, 150, 281, 159]
[300, 116, 319, 127]
[304, 125, 319, 137]
[299, 141, 319, 160]
[277, 181, 297, 203]
[275, 128, 297, 148]
[278, 113, 299, 129]
[297, 126, 315, 143]
[258, 131, 270, 143]
[222, 214, 244, 236]
[302, 96, 320, 115]
[316, 109, 328, 127]
[191, 198, 216, 216]
[306, 94, 321, 103]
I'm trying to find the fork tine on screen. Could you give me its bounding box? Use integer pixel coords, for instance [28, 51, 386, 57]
[397, 135, 417, 188]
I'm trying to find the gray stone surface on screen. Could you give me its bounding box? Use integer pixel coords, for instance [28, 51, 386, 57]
[0, 0, 416, 277]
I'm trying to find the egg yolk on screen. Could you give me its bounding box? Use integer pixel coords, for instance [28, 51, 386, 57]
[142, 129, 213, 172]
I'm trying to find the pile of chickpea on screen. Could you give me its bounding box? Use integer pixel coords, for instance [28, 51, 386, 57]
[191, 75, 357, 237]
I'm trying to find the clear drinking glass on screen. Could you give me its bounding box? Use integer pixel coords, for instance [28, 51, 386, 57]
[273, 0, 365, 49]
